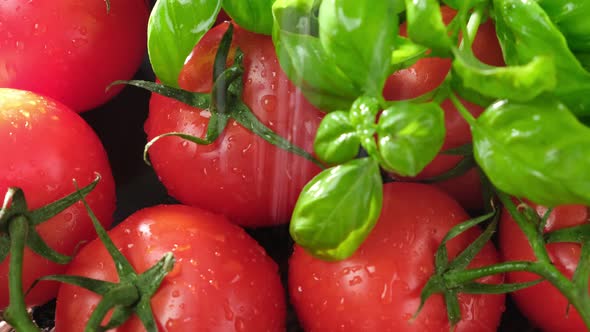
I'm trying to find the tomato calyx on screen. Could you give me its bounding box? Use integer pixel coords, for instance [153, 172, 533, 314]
[38, 189, 174, 332]
[116, 24, 324, 169]
[416, 208, 535, 327]
[0, 176, 101, 331]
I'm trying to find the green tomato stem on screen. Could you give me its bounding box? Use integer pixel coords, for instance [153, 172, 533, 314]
[497, 192, 590, 328]
[449, 93, 477, 126]
[462, 7, 483, 51]
[84, 284, 140, 332]
[3, 216, 41, 332]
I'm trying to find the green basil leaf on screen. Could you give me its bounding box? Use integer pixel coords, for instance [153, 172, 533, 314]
[473, 98, 590, 206]
[391, 36, 428, 70]
[377, 102, 445, 176]
[493, 0, 590, 116]
[452, 49, 556, 101]
[148, 0, 221, 87]
[537, 0, 590, 53]
[314, 111, 360, 165]
[404, 0, 452, 55]
[290, 158, 383, 260]
[318, 0, 398, 96]
[222, 0, 275, 35]
[272, 0, 358, 110]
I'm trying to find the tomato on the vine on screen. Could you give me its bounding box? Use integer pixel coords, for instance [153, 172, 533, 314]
[55, 204, 286, 331]
[383, 6, 504, 211]
[499, 202, 590, 332]
[0, 88, 116, 308]
[145, 22, 324, 227]
[289, 182, 505, 332]
[0, 0, 149, 112]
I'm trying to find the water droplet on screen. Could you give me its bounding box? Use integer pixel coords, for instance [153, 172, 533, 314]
[223, 300, 234, 320]
[234, 317, 246, 332]
[261, 95, 277, 113]
[348, 276, 363, 286]
[64, 212, 73, 221]
[171, 289, 180, 298]
[365, 265, 376, 276]
[296, 286, 303, 293]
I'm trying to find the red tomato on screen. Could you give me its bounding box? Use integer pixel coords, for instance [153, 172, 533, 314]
[55, 204, 286, 331]
[0, 0, 149, 112]
[383, 6, 504, 211]
[144, 23, 323, 227]
[0, 88, 115, 308]
[499, 202, 589, 331]
[289, 182, 505, 332]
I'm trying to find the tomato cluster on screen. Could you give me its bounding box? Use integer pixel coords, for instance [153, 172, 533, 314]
[1, 1, 589, 332]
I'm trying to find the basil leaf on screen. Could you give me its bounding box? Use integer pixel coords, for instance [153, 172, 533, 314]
[473, 98, 590, 206]
[318, 0, 398, 96]
[272, 0, 358, 110]
[222, 0, 275, 35]
[391, 36, 428, 70]
[537, 0, 590, 52]
[493, 0, 590, 116]
[290, 158, 383, 260]
[377, 102, 445, 176]
[404, 0, 452, 55]
[148, 0, 221, 87]
[314, 111, 360, 165]
[452, 49, 556, 101]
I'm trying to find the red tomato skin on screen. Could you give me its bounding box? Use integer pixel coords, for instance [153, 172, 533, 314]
[0, 0, 149, 112]
[144, 23, 323, 227]
[55, 204, 286, 332]
[383, 6, 504, 211]
[499, 203, 589, 332]
[0, 88, 115, 308]
[289, 182, 505, 332]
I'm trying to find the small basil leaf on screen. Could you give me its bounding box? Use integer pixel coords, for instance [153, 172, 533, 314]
[404, 0, 452, 55]
[377, 102, 445, 176]
[318, 0, 398, 96]
[391, 36, 428, 70]
[272, 0, 358, 110]
[452, 49, 556, 102]
[349, 96, 380, 130]
[473, 98, 590, 206]
[222, 0, 275, 35]
[493, 0, 590, 116]
[314, 111, 360, 165]
[148, 0, 222, 87]
[537, 0, 590, 53]
[290, 158, 383, 261]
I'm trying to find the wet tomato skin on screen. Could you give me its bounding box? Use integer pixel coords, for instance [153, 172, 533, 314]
[383, 6, 504, 211]
[0, 88, 115, 308]
[55, 204, 286, 331]
[500, 203, 589, 332]
[0, 0, 149, 112]
[145, 23, 323, 227]
[289, 182, 505, 332]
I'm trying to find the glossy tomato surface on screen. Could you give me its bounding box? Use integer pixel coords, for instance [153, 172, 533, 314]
[499, 203, 589, 332]
[0, 88, 116, 308]
[145, 22, 323, 227]
[289, 182, 505, 332]
[383, 6, 504, 211]
[0, 0, 149, 112]
[55, 204, 286, 331]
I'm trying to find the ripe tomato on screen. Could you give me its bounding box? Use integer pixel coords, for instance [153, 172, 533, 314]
[55, 204, 286, 331]
[144, 22, 323, 227]
[499, 202, 589, 332]
[383, 6, 504, 211]
[0, 88, 116, 308]
[0, 0, 149, 112]
[289, 182, 505, 332]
